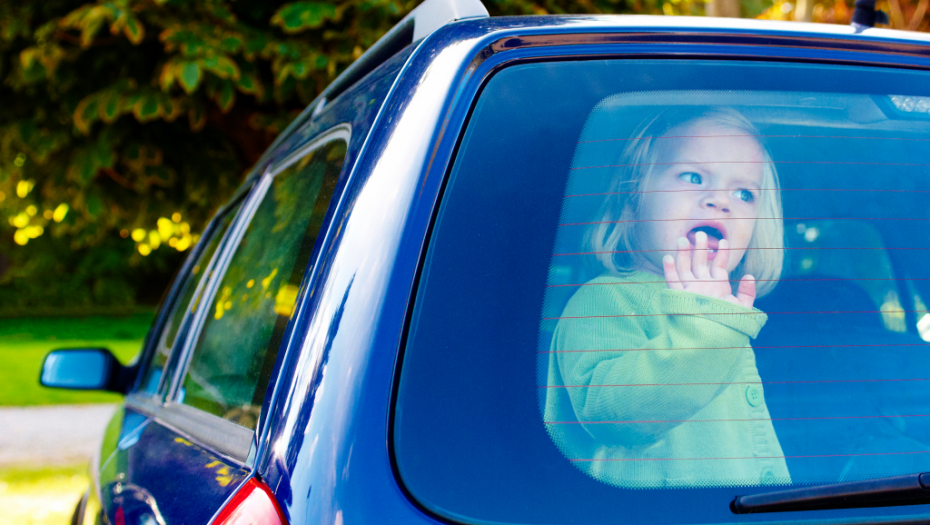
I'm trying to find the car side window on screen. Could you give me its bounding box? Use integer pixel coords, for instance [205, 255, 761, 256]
[138, 202, 243, 396]
[176, 137, 348, 429]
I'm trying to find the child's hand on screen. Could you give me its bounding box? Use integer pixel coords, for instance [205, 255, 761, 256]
[661, 231, 756, 308]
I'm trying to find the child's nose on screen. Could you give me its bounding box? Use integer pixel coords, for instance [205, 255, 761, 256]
[701, 191, 731, 213]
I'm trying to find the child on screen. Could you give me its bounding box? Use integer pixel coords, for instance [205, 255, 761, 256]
[544, 107, 790, 489]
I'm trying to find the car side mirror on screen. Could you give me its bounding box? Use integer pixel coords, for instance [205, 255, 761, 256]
[40, 348, 131, 393]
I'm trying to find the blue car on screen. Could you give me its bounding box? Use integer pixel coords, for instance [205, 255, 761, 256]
[42, 0, 930, 522]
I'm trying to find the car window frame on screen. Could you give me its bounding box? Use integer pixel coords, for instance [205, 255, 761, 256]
[132, 191, 254, 400]
[130, 124, 352, 464]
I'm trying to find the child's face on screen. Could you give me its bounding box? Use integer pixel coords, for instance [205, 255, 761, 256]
[637, 121, 764, 275]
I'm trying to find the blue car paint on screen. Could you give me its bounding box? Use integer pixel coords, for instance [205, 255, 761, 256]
[259, 20, 930, 525]
[89, 42, 415, 525]
[85, 14, 930, 525]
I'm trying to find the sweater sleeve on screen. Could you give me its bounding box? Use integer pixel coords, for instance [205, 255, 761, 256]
[552, 280, 767, 449]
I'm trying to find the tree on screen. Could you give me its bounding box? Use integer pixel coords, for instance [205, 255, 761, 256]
[0, 0, 900, 312]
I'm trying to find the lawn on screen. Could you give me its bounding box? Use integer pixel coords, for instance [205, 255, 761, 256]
[0, 313, 154, 406]
[0, 464, 88, 525]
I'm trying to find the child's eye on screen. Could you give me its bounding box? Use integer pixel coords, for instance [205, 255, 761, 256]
[734, 189, 756, 203]
[678, 172, 702, 185]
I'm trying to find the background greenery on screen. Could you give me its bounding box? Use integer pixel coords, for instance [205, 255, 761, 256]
[0, 0, 927, 314]
[0, 313, 151, 405]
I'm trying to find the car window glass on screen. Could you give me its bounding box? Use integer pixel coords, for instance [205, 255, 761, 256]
[786, 219, 904, 331]
[394, 59, 930, 525]
[177, 138, 347, 429]
[139, 203, 241, 395]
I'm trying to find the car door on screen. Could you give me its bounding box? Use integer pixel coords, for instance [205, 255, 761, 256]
[87, 126, 351, 525]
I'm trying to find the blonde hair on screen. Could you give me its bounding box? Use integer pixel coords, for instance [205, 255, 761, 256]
[586, 107, 784, 297]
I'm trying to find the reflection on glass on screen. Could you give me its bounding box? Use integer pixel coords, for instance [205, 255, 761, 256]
[179, 139, 347, 429]
[138, 204, 242, 395]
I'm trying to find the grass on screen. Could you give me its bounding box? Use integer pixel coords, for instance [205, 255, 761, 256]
[0, 464, 88, 525]
[0, 313, 154, 406]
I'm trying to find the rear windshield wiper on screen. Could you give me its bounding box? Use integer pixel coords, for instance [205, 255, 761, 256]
[731, 473, 930, 514]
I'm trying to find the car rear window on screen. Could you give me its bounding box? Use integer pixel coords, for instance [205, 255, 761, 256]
[394, 59, 930, 524]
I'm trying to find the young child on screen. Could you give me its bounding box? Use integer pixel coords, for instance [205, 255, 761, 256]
[544, 107, 790, 488]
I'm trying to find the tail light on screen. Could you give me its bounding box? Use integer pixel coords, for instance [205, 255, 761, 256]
[212, 478, 288, 525]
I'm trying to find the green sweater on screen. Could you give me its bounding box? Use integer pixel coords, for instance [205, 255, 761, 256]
[544, 271, 790, 488]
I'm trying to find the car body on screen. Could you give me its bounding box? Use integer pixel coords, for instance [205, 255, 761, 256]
[41, 1, 930, 523]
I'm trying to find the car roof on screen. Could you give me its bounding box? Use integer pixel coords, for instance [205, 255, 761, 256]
[478, 13, 930, 43]
[252, 0, 930, 180]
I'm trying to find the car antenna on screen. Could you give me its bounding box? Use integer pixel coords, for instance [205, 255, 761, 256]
[851, 0, 889, 31]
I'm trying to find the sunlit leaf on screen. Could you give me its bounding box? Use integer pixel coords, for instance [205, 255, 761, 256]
[159, 62, 176, 92]
[73, 95, 100, 134]
[123, 15, 145, 45]
[201, 55, 240, 80]
[271, 2, 337, 33]
[79, 7, 108, 48]
[178, 61, 202, 94]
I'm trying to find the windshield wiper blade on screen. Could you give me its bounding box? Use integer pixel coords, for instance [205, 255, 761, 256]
[731, 473, 930, 514]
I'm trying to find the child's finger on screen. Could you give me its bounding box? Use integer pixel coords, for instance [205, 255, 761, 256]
[663, 254, 684, 290]
[710, 238, 730, 280]
[692, 231, 710, 279]
[736, 274, 757, 308]
[676, 237, 695, 282]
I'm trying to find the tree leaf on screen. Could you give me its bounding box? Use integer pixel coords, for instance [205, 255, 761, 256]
[79, 7, 109, 48]
[188, 103, 206, 132]
[120, 92, 142, 112]
[291, 59, 310, 79]
[133, 95, 161, 122]
[215, 80, 235, 113]
[271, 2, 337, 33]
[235, 73, 263, 98]
[123, 15, 145, 45]
[73, 95, 100, 134]
[98, 91, 120, 123]
[19, 48, 38, 69]
[161, 96, 182, 122]
[220, 36, 242, 53]
[207, 55, 240, 80]
[178, 61, 202, 94]
[159, 62, 176, 92]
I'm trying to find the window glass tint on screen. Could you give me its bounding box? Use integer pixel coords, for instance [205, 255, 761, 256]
[139, 204, 241, 395]
[394, 60, 930, 524]
[178, 139, 346, 429]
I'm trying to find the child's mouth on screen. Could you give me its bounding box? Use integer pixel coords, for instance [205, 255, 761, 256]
[686, 226, 724, 257]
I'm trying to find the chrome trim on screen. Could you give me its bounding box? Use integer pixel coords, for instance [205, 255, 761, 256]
[166, 173, 272, 401]
[126, 394, 254, 463]
[152, 402, 253, 463]
[268, 124, 352, 176]
[125, 393, 161, 416]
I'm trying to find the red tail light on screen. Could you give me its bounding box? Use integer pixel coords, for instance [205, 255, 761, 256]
[212, 478, 288, 525]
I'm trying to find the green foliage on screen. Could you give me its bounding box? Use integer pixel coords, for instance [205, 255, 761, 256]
[0, 313, 151, 405]
[0, 0, 684, 310]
